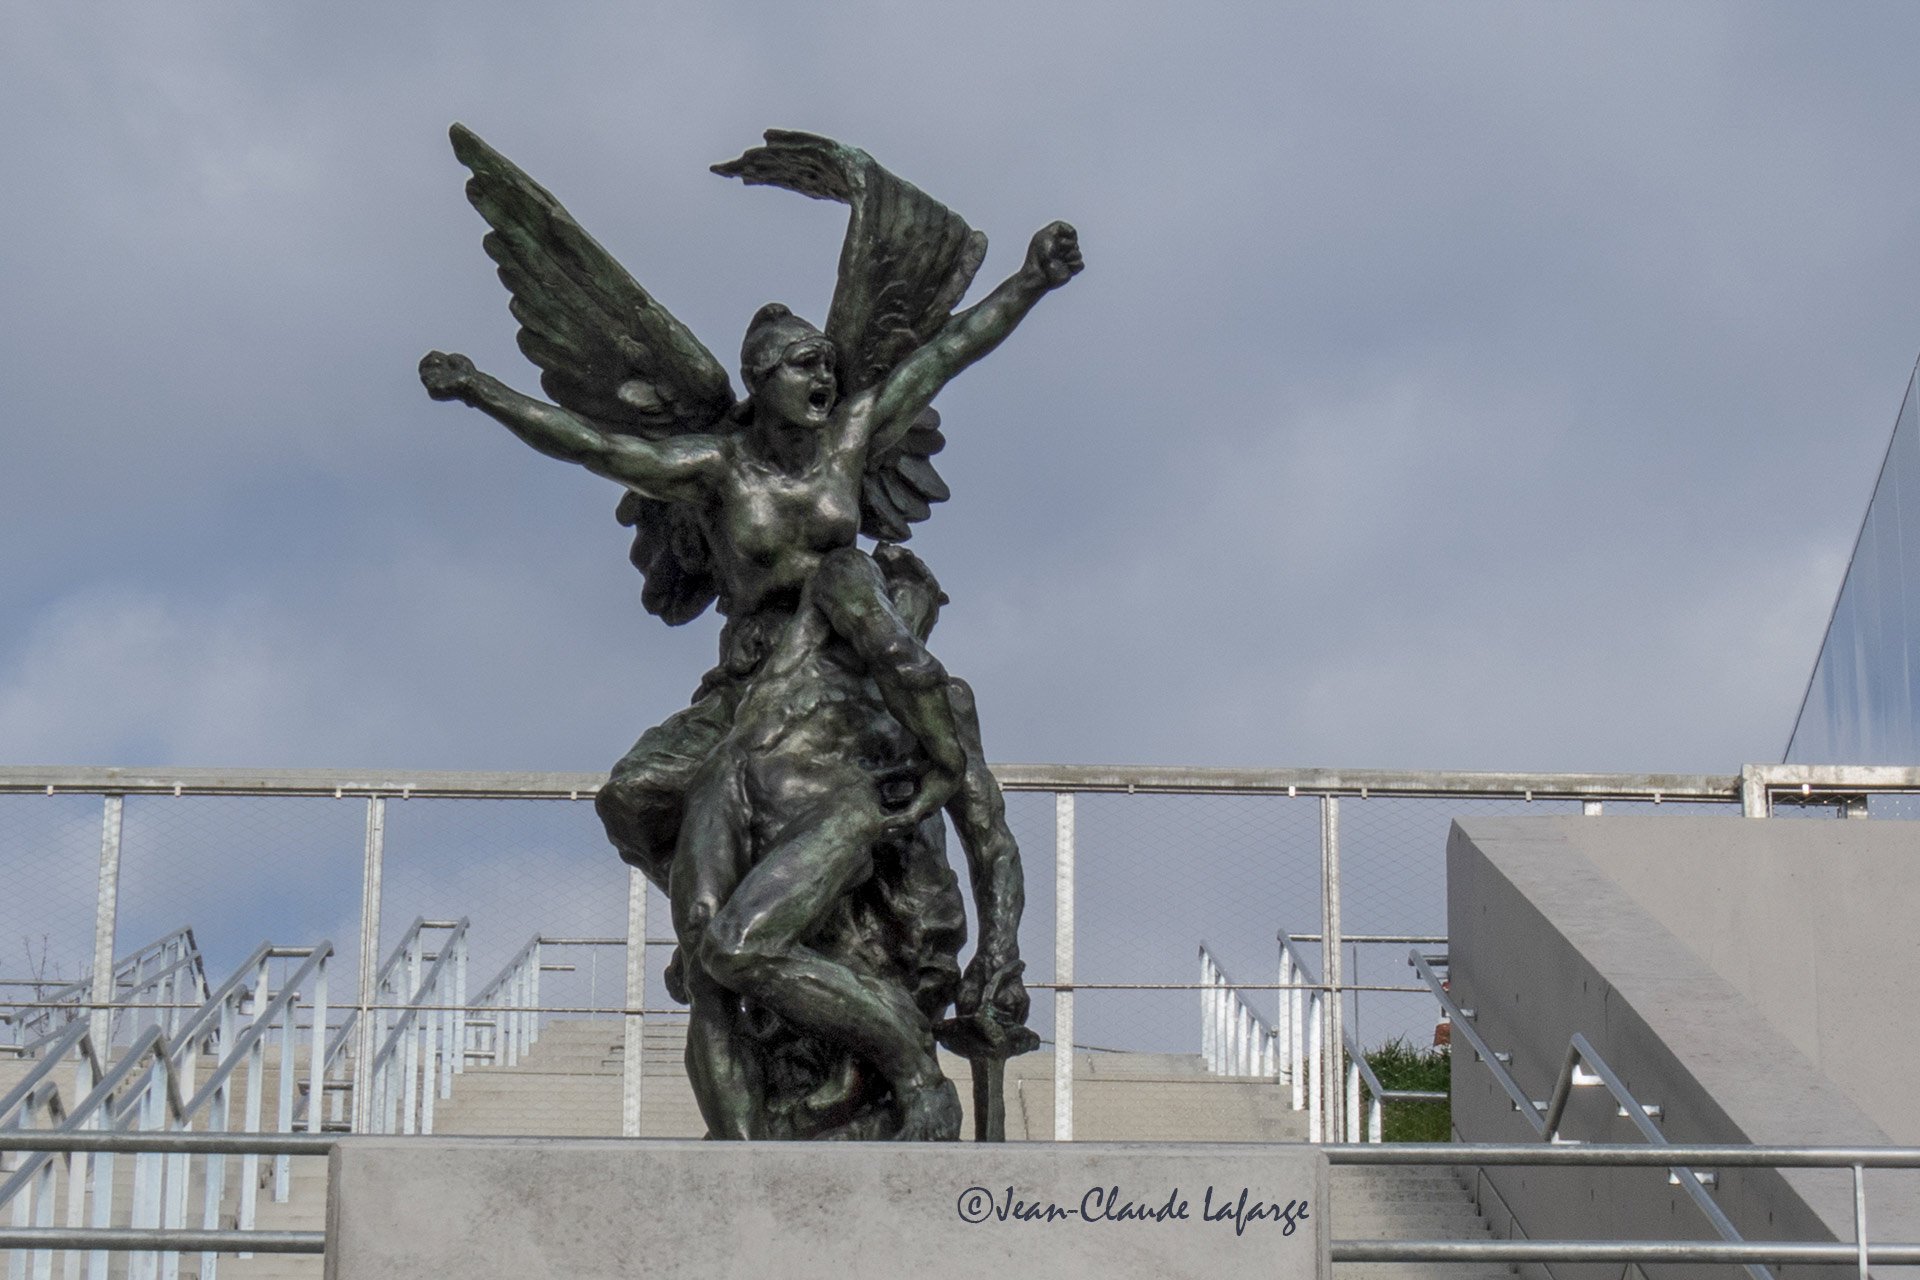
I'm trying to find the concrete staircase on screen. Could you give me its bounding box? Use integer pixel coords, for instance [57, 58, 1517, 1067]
[432, 1016, 704, 1137]
[1002, 1048, 1310, 1142]
[1329, 1164, 1513, 1280]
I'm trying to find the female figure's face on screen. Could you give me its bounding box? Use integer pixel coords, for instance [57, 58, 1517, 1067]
[758, 339, 837, 428]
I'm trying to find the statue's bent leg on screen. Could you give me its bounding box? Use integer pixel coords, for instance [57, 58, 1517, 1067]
[698, 791, 960, 1139]
[596, 685, 735, 893]
[683, 962, 767, 1139]
[670, 752, 765, 1138]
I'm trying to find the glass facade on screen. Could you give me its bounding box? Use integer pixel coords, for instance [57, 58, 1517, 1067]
[1787, 357, 1920, 763]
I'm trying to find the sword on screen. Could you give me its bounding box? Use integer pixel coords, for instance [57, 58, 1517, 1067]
[935, 1012, 1040, 1142]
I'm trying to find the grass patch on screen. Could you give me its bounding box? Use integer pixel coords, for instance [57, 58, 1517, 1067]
[1361, 1038, 1451, 1142]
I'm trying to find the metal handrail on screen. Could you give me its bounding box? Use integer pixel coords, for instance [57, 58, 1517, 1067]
[0, 941, 335, 1280]
[1197, 944, 1276, 1078]
[6, 928, 206, 1054]
[1410, 950, 1772, 1280]
[0, 1024, 185, 1206]
[292, 1012, 358, 1132]
[471, 934, 538, 1008]
[177, 945, 331, 1121]
[306, 924, 430, 1125]
[1277, 932, 1329, 1137]
[0, 1020, 96, 1128]
[367, 925, 467, 1076]
[0, 762, 1746, 799]
[470, 932, 541, 1069]
[1327, 1143, 1919, 1280]
[1278, 933, 1445, 1143]
[1544, 1031, 1768, 1280]
[6, 928, 198, 1017]
[301, 921, 470, 1134]
[1409, 949, 1537, 1127]
[160, 939, 272, 1060]
[361, 919, 469, 1134]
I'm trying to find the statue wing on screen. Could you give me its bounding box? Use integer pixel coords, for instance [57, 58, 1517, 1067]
[713, 131, 981, 541]
[859, 408, 950, 543]
[451, 122, 737, 433]
[451, 124, 737, 625]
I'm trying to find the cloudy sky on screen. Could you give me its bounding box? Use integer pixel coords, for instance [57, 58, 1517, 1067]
[5, 2, 1919, 778]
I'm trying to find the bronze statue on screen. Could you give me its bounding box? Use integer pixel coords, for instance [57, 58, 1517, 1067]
[419, 124, 1078, 1139]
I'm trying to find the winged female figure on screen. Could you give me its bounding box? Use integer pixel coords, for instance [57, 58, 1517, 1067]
[419, 124, 1079, 1138]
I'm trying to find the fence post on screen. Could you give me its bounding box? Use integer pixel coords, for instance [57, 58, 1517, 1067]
[1306, 992, 1323, 1142]
[88, 796, 125, 1056]
[307, 958, 328, 1134]
[351, 796, 386, 1133]
[622, 865, 647, 1138]
[451, 931, 467, 1079]
[1320, 795, 1344, 1141]
[1053, 792, 1075, 1142]
[1199, 952, 1212, 1072]
[1740, 764, 1771, 817]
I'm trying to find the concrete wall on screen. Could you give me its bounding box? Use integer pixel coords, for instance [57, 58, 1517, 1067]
[325, 1137, 1326, 1280]
[1552, 815, 1920, 1140]
[1448, 816, 1920, 1280]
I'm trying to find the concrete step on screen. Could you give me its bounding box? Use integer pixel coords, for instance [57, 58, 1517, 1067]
[1003, 1052, 1311, 1143]
[217, 1156, 327, 1280]
[1330, 1165, 1512, 1280]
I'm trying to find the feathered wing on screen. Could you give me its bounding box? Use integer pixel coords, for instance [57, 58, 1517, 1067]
[713, 131, 982, 541]
[451, 123, 736, 623]
[860, 409, 951, 543]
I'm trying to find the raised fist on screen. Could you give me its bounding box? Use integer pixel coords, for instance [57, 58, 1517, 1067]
[418, 350, 477, 402]
[1024, 221, 1083, 290]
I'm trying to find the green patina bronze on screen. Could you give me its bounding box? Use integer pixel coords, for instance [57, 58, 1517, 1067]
[420, 125, 1078, 1140]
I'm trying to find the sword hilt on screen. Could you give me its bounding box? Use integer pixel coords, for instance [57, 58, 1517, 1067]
[935, 1013, 1041, 1142]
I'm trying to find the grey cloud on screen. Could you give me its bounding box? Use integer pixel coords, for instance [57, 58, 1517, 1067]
[5, 1, 1919, 778]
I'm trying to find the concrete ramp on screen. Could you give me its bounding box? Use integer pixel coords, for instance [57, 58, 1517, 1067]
[1448, 815, 1920, 1278]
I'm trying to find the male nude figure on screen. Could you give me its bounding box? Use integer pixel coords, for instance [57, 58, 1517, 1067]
[672, 545, 1028, 1140]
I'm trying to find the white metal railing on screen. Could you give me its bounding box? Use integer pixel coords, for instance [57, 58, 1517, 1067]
[1277, 932, 1450, 1143]
[7, 761, 1920, 1145]
[1198, 945, 1277, 1079]
[361, 920, 467, 1136]
[0, 940, 331, 1280]
[468, 935, 540, 1071]
[0, 1132, 328, 1261]
[2, 931, 206, 1059]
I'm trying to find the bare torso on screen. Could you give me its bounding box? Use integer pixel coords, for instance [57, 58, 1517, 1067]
[699, 422, 866, 618]
[730, 604, 921, 832]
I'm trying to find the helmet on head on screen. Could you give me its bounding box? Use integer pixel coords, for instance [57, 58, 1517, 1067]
[740, 303, 834, 390]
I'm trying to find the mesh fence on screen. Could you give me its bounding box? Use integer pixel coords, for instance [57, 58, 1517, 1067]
[115, 795, 365, 987]
[379, 796, 647, 1016]
[1, 772, 1908, 1139]
[0, 792, 100, 998]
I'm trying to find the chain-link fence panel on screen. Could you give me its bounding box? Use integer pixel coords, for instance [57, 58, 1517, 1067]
[1068, 791, 1321, 1055]
[10, 765, 1920, 1148]
[998, 789, 1058, 1065]
[378, 797, 629, 1014]
[0, 792, 105, 1048]
[114, 794, 365, 986]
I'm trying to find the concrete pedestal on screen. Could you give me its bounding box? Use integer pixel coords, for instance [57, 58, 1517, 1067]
[324, 1137, 1325, 1280]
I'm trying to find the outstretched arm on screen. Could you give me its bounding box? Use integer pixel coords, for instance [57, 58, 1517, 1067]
[420, 352, 725, 502]
[863, 222, 1082, 454]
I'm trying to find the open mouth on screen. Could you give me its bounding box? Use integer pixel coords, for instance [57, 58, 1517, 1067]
[807, 388, 832, 413]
